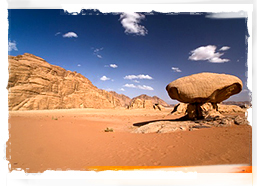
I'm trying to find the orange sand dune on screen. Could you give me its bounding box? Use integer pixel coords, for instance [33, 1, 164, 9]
[6, 108, 252, 173]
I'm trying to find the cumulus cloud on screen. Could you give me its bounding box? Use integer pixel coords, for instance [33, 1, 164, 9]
[8, 41, 18, 51]
[219, 46, 230, 51]
[120, 12, 148, 36]
[123, 83, 136, 88]
[189, 45, 230, 63]
[133, 80, 140, 83]
[100, 76, 110, 81]
[123, 83, 154, 91]
[110, 64, 118, 68]
[77, 64, 81, 67]
[120, 88, 125, 91]
[206, 11, 247, 19]
[63, 32, 78, 38]
[137, 85, 154, 90]
[124, 74, 153, 80]
[172, 67, 182, 72]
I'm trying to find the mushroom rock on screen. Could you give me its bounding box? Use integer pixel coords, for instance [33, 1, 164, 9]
[166, 72, 243, 120]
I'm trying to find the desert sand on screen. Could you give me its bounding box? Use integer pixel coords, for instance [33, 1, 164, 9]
[7, 108, 252, 173]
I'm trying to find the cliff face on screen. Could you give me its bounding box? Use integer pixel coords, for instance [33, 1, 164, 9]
[8, 53, 121, 111]
[131, 94, 169, 107]
[109, 91, 131, 107]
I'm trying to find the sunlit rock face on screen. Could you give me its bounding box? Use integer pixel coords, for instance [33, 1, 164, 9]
[8, 53, 121, 110]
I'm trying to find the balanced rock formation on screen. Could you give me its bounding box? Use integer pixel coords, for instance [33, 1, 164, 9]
[166, 72, 243, 120]
[8, 53, 122, 110]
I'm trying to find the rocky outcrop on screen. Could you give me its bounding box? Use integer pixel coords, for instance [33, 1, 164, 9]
[109, 91, 131, 107]
[131, 94, 169, 107]
[8, 53, 122, 111]
[129, 98, 152, 109]
[166, 72, 243, 119]
[128, 98, 164, 111]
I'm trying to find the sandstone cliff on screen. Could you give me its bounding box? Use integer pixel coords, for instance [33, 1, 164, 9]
[109, 91, 131, 107]
[8, 53, 121, 110]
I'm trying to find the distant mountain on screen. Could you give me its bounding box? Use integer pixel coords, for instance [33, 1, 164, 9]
[8, 53, 122, 110]
[109, 91, 131, 107]
[130, 94, 169, 107]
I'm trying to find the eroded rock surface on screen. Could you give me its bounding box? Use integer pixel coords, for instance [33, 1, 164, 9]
[128, 98, 165, 111]
[166, 72, 243, 103]
[109, 91, 131, 107]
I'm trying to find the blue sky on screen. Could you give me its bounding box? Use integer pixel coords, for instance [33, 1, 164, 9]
[8, 9, 250, 104]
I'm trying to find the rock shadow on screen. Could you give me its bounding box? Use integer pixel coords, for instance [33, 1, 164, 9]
[133, 115, 189, 127]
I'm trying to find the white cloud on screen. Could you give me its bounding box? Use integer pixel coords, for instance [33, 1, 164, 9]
[120, 88, 125, 91]
[100, 76, 110, 81]
[94, 48, 103, 53]
[219, 46, 230, 51]
[209, 56, 229, 63]
[120, 12, 148, 36]
[206, 11, 247, 19]
[137, 85, 154, 90]
[123, 84, 154, 91]
[172, 67, 182, 72]
[189, 45, 230, 63]
[124, 74, 153, 80]
[93, 47, 103, 58]
[133, 80, 140, 83]
[96, 54, 102, 59]
[55, 32, 61, 36]
[110, 64, 118, 68]
[8, 41, 18, 51]
[63, 32, 78, 38]
[77, 64, 81, 67]
[123, 83, 136, 88]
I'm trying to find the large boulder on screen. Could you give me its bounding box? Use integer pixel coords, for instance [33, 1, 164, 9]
[166, 72, 243, 103]
[166, 73, 243, 120]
